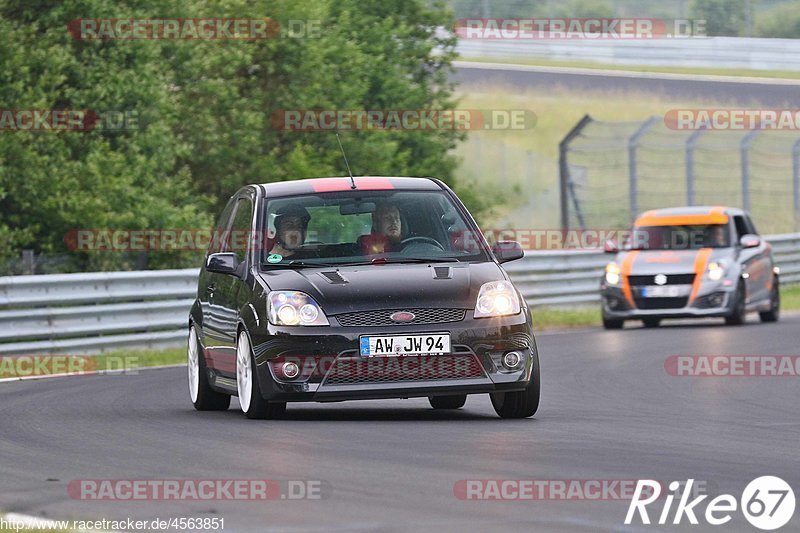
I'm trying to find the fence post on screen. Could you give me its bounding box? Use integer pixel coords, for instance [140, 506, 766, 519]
[628, 116, 658, 223]
[685, 128, 706, 206]
[559, 114, 592, 231]
[793, 138, 800, 220]
[740, 129, 759, 212]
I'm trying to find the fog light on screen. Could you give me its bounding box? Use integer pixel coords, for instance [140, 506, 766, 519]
[503, 351, 522, 369]
[282, 361, 300, 379]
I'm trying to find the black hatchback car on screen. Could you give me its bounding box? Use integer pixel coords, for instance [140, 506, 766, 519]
[187, 176, 539, 419]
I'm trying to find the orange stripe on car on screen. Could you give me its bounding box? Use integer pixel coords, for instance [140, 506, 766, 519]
[688, 248, 712, 305]
[620, 251, 639, 308]
[634, 213, 728, 227]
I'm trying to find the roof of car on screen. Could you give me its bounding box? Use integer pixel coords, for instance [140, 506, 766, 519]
[634, 206, 745, 226]
[259, 176, 443, 197]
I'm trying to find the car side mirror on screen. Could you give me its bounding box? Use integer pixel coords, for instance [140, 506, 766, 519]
[604, 239, 619, 254]
[206, 252, 240, 275]
[492, 240, 524, 263]
[740, 234, 760, 249]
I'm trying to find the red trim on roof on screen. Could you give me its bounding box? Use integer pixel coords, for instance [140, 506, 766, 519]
[308, 177, 395, 192]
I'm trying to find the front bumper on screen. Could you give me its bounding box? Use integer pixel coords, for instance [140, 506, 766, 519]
[246, 310, 536, 402]
[600, 281, 735, 320]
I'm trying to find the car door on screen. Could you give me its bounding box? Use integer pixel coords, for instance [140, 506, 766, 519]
[744, 214, 771, 303]
[733, 214, 767, 304]
[212, 192, 256, 377]
[199, 197, 237, 367]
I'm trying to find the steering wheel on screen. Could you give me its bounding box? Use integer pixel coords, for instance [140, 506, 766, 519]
[400, 236, 445, 252]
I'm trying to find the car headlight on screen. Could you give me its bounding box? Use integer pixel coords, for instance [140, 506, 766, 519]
[474, 281, 521, 318]
[605, 263, 621, 285]
[267, 291, 329, 326]
[706, 260, 727, 282]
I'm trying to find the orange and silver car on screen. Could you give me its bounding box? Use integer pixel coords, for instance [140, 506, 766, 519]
[600, 206, 780, 329]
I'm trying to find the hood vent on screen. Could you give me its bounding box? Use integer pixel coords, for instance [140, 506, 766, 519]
[320, 271, 348, 284]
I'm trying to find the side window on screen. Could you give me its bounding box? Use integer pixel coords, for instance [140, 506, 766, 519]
[226, 197, 253, 264]
[207, 199, 236, 255]
[732, 216, 749, 242]
[745, 215, 759, 235]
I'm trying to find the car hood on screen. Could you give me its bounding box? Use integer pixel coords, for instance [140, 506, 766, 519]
[257, 261, 506, 315]
[616, 248, 733, 275]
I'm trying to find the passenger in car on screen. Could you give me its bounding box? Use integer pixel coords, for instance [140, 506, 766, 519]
[268, 205, 311, 258]
[359, 202, 403, 255]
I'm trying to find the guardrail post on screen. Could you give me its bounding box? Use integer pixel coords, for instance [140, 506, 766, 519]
[559, 114, 592, 232]
[685, 128, 706, 206]
[740, 129, 760, 213]
[628, 116, 658, 223]
[793, 138, 800, 221]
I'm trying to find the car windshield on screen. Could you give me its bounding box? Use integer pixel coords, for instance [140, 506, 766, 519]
[630, 224, 731, 250]
[259, 190, 490, 267]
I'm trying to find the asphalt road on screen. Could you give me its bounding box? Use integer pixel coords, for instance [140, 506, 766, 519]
[453, 61, 800, 106]
[2, 314, 799, 532]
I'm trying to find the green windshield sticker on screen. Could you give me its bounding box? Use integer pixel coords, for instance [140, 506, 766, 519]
[267, 253, 283, 263]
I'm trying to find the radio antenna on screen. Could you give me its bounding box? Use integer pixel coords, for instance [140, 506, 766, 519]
[335, 131, 356, 189]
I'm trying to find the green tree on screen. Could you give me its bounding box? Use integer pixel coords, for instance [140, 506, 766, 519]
[690, 0, 745, 36]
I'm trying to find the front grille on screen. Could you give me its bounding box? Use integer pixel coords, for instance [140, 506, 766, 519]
[633, 297, 688, 310]
[322, 354, 486, 385]
[335, 308, 466, 327]
[628, 274, 695, 286]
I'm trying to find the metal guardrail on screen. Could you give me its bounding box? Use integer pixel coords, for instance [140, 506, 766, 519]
[1, 233, 798, 355]
[457, 36, 800, 71]
[507, 233, 800, 306]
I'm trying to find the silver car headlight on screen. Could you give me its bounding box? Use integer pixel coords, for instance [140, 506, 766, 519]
[706, 259, 728, 282]
[474, 281, 521, 318]
[605, 262, 621, 286]
[267, 291, 329, 326]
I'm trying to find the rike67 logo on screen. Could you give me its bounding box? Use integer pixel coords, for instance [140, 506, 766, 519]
[626, 477, 796, 530]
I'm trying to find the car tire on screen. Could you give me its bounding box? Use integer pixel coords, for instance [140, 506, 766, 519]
[188, 325, 231, 411]
[642, 318, 661, 328]
[428, 395, 467, 410]
[236, 330, 286, 420]
[602, 316, 624, 329]
[725, 281, 747, 326]
[490, 350, 540, 419]
[759, 279, 780, 323]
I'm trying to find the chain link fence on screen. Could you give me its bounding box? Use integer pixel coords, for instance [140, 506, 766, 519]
[561, 115, 800, 233]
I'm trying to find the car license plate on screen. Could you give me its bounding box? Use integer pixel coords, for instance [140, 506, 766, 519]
[359, 333, 450, 357]
[642, 285, 689, 298]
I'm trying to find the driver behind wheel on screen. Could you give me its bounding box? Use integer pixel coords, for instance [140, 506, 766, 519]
[359, 201, 403, 255]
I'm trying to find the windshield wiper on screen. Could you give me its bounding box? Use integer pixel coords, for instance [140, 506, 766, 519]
[262, 260, 340, 268]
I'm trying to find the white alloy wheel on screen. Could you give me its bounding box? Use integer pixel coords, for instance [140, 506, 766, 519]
[236, 331, 253, 413]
